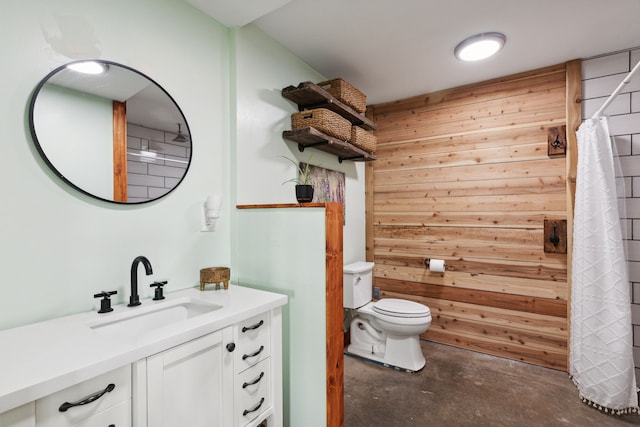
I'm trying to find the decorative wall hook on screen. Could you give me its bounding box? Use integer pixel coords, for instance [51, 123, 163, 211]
[547, 126, 567, 155]
[544, 219, 567, 254]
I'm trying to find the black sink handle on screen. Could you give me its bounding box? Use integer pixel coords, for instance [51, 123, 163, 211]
[150, 280, 168, 300]
[93, 291, 117, 314]
[58, 383, 115, 412]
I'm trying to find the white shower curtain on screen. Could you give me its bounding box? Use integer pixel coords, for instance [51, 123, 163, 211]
[570, 116, 638, 413]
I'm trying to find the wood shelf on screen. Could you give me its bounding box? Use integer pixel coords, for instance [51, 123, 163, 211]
[282, 81, 376, 131]
[282, 127, 377, 163]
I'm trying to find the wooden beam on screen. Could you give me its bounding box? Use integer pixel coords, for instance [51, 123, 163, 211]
[565, 59, 582, 370]
[325, 203, 344, 427]
[113, 100, 127, 202]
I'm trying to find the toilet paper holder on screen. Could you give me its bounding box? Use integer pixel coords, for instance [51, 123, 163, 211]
[423, 258, 446, 273]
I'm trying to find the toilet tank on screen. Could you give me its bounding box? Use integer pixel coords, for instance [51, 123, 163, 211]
[343, 261, 375, 309]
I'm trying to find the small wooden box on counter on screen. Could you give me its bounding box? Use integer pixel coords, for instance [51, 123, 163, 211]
[200, 267, 230, 290]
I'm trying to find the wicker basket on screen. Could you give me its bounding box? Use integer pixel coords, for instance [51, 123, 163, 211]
[350, 126, 377, 153]
[317, 78, 366, 113]
[291, 108, 351, 141]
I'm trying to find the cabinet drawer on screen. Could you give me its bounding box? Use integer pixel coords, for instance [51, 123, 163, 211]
[236, 358, 271, 425]
[71, 400, 131, 427]
[35, 365, 130, 427]
[235, 313, 270, 372]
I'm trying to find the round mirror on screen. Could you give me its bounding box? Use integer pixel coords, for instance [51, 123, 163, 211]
[29, 60, 192, 204]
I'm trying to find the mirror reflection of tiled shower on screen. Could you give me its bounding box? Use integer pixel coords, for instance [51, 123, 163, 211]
[126, 123, 190, 203]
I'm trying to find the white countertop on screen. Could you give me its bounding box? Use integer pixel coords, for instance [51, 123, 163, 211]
[0, 285, 287, 413]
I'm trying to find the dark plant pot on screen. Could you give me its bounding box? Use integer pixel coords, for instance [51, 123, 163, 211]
[295, 184, 314, 203]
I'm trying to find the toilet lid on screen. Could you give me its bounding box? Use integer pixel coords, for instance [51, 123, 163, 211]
[373, 299, 430, 318]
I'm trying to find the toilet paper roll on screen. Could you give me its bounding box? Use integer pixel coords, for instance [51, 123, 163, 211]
[429, 259, 446, 273]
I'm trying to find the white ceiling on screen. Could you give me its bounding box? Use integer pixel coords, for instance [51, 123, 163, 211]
[48, 64, 188, 133]
[184, 0, 293, 27]
[190, 0, 640, 106]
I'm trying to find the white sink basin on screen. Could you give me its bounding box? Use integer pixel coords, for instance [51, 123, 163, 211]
[88, 297, 222, 340]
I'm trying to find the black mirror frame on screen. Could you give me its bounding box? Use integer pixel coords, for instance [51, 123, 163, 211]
[28, 59, 193, 205]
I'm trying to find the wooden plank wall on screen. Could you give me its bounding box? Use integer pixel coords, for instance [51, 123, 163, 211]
[367, 64, 572, 370]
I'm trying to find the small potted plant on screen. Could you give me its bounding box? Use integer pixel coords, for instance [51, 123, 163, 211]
[280, 154, 314, 203]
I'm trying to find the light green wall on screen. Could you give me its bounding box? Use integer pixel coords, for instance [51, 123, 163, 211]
[0, 0, 231, 330]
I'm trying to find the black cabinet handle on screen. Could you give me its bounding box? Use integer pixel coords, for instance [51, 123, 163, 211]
[242, 397, 265, 416]
[226, 342, 236, 352]
[242, 372, 265, 389]
[242, 345, 265, 360]
[58, 383, 115, 412]
[242, 320, 264, 333]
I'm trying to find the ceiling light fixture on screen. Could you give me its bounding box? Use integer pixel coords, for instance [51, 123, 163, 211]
[172, 123, 189, 143]
[66, 61, 109, 75]
[454, 32, 506, 62]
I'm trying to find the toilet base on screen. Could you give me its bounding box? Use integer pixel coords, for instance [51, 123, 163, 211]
[345, 350, 419, 372]
[347, 317, 426, 372]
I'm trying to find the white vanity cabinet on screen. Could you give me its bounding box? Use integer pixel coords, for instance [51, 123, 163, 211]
[0, 287, 286, 427]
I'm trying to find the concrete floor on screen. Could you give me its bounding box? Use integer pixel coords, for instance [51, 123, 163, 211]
[344, 340, 640, 427]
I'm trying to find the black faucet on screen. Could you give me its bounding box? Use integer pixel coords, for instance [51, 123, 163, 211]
[129, 256, 153, 307]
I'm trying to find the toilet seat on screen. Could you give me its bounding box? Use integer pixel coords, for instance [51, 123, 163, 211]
[357, 300, 432, 328]
[373, 298, 430, 318]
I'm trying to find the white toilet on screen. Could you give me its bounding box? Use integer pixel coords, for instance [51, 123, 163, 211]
[344, 261, 432, 372]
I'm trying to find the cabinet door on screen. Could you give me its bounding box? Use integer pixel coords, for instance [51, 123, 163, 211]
[146, 328, 233, 427]
[0, 403, 35, 427]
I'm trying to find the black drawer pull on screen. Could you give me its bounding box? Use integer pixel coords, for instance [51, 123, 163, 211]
[242, 345, 265, 360]
[243, 397, 265, 416]
[243, 372, 265, 389]
[242, 320, 264, 333]
[58, 383, 115, 412]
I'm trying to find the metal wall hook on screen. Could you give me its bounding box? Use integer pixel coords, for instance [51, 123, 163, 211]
[544, 219, 567, 254]
[549, 225, 560, 246]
